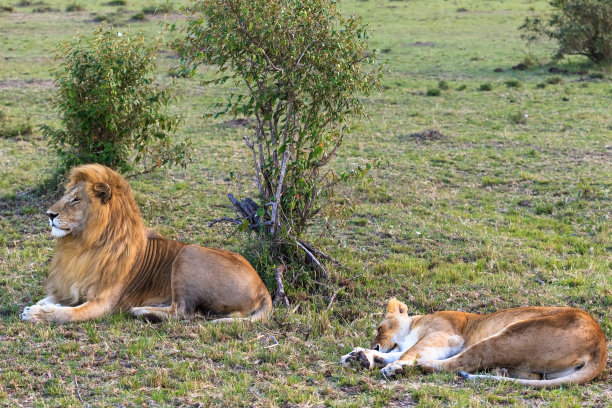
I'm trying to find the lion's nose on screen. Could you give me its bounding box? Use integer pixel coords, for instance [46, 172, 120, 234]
[47, 211, 58, 221]
[373, 344, 380, 351]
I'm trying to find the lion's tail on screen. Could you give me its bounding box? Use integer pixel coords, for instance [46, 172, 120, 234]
[249, 291, 273, 322]
[458, 354, 606, 388]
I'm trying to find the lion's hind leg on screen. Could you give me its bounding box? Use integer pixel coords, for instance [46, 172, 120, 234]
[130, 305, 177, 323]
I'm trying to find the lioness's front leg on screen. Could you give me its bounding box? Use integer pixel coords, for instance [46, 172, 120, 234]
[22, 292, 116, 323]
[341, 347, 404, 370]
[381, 334, 464, 377]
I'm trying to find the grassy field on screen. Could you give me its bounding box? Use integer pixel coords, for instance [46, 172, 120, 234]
[1, 0, 611, 406]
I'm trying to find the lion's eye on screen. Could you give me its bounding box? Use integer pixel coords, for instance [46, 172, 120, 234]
[70, 197, 81, 204]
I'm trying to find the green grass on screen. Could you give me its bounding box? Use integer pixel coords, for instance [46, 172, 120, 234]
[1, 0, 611, 406]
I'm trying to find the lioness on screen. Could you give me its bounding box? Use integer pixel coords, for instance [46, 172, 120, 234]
[341, 298, 607, 387]
[22, 164, 272, 323]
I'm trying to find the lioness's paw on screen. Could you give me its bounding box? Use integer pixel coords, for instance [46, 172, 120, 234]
[381, 362, 405, 377]
[340, 347, 375, 369]
[340, 347, 365, 367]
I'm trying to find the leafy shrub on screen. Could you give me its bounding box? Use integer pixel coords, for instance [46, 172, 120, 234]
[106, 0, 126, 6]
[41, 27, 190, 179]
[177, 0, 382, 264]
[546, 75, 563, 84]
[426, 88, 441, 96]
[437, 80, 449, 90]
[521, 0, 612, 64]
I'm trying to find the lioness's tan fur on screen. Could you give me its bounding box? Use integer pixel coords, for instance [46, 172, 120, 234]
[341, 298, 607, 388]
[22, 164, 272, 323]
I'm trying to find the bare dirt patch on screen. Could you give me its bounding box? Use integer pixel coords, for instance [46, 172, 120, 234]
[0, 79, 54, 90]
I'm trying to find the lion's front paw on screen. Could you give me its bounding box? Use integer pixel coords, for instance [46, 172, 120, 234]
[21, 304, 64, 323]
[340, 347, 375, 370]
[381, 362, 406, 377]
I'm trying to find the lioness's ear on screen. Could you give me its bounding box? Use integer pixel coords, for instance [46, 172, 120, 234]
[92, 182, 112, 204]
[387, 298, 408, 315]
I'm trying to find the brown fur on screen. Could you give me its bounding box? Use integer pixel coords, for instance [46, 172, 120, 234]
[22, 164, 272, 323]
[341, 298, 607, 388]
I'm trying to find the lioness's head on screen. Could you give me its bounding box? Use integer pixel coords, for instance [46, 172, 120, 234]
[371, 298, 419, 352]
[46, 164, 141, 240]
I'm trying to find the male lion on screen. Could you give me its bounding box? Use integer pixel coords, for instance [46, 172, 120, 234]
[341, 298, 607, 388]
[22, 164, 272, 323]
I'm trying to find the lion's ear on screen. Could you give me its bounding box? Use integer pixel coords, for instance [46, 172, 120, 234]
[387, 298, 408, 315]
[92, 182, 112, 204]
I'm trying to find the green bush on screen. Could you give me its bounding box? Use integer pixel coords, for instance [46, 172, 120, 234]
[177, 0, 382, 263]
[41, 27, 190, 179]
[521, 0, 612, 64]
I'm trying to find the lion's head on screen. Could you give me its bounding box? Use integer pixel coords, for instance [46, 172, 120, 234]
[45, 164, 147, 304]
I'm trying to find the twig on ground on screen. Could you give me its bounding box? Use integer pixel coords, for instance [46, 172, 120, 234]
[265, 333, 279, 348]
[327, 288, 341, 310]
[74, 376, 88, 407]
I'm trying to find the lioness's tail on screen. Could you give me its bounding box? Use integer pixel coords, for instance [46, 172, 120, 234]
[458, 355, 606, 388]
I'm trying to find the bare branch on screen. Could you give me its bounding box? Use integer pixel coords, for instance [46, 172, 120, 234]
[274, 264, 290, 308]
[296, 241, 328, 279]
[271, 149, 290, 236]
[208, 217, 242, 228]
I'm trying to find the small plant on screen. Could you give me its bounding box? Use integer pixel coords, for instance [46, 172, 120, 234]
[536, 82, 547, 89]
[520, 0, 612, 64]
[505, 79, 522, 88]
[535, 203, 554, 215]
[106, 0, 126, 6]
[546, 76, 563, 84]
[456, 84, 467, 91]
[41, 27, 190, 180]
[578, 179, 597, 199]
[142, 3, 174, 14]
[438, 80, 449, 90]
[479, 83, 493, 91]
[65, 3, 84, 12]
[426, 88, 441, 96]
[92, 11, 122, 23]
[131, 12, 145, 21]
[508, 111, 528, 125]
[0, 111, 33, 139]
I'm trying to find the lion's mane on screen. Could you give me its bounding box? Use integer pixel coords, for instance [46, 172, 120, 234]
[45, 164, 147, 305]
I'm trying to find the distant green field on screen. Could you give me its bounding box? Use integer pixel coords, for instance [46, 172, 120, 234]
[1, 0, 610, 406]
